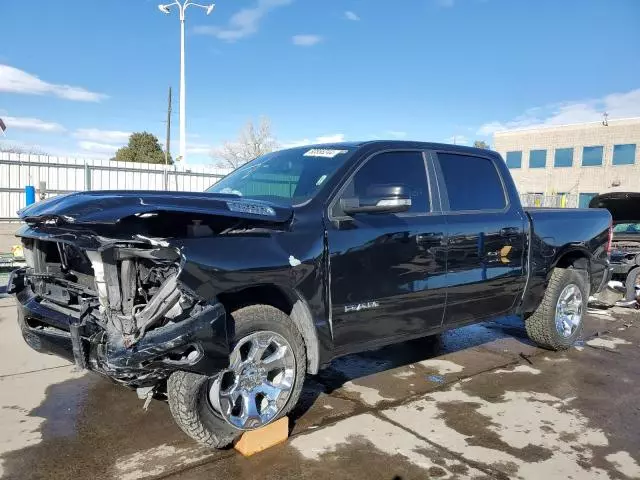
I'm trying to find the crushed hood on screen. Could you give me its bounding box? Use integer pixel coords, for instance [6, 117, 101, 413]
[18, 190, 293, 225]
[589, 192, 640, 223]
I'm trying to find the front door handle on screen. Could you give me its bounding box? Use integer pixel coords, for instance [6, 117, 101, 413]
[416, 233, 445, 246]
[500, 227, 519, 236]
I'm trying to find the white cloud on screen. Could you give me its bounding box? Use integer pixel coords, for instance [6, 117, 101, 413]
[280, 139, 310, 148]
[73, 128, 130, 156]
[192, 0, 292, 42]
[78, 141, 120, 153]
[1, 116, 65, 133]
[477, 88, 640, 136]
[386, 131, 407, 139]
[315, 133, 345, 143]
[344, 11, 360, 21]
[0, 64, 107, 102]
[281, 133, 346, 148]
[73, 128, 131, 143]
[186, 143, 213, 155]
[292, 34, 323, 47]
[444, 135, 469, 145]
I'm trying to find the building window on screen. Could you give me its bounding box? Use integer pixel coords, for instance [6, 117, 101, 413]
[612, 144, 636, 165]
[579, 193, 597, 208]
[506, 151, 522, 169]
[529, 149, 546, 168]
[582, 146, 603, 166]
[554, 148, 574, 168]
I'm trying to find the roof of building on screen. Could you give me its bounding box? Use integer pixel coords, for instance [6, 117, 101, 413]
[494, 117, 640, 136]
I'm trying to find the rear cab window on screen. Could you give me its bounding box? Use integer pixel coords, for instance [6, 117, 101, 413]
[436, 152, 507, 211]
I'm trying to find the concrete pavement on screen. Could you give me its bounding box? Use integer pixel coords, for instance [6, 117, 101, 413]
[1, 295, 639, 480]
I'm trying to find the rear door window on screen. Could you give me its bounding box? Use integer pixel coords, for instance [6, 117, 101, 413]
[437, 153, 506, 211]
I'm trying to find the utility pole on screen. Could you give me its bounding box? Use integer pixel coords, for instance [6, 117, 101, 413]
[165, 86, 172, 165]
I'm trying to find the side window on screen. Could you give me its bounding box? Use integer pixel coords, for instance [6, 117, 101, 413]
[438, 153, 506, 211]
[334, 151, 429, 216]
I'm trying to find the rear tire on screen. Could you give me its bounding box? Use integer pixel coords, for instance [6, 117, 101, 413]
[624, 267, 640, 301]
[167, 305, 306, 448]
[525, 267, 588, 350]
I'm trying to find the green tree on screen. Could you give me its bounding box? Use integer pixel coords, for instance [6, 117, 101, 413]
[112, 132, 172, 164]
[473, 140, 490, 149]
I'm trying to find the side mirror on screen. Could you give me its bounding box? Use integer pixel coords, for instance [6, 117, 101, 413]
[340, 184, 412, 215]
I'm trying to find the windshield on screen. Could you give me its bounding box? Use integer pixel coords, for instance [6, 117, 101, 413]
[206, 146, 355, 205]
[613, 223, 640, 234]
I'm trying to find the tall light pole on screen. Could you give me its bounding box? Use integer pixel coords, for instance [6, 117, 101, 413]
[158, 1, 215, 166]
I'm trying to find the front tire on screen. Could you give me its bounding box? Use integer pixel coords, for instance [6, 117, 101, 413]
[168, 305, 306, 448]
[525, 267, 588, 350]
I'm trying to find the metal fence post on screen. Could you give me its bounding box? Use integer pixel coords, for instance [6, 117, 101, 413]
[84, 162, 92, 191]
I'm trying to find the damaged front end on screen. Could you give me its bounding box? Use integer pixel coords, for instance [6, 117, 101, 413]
[10, 235, 228, 387]
[10, 191, 294, 388]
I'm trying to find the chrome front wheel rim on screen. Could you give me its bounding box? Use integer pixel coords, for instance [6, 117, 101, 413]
[555, 284, 583, 338]
[209, 331, 296, 430]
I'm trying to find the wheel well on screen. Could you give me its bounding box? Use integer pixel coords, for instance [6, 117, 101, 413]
[555, 251, 589, 271]
[216, 284, 320, 374]
[553, 250, 592, 293]
[218, 284, 292, 316]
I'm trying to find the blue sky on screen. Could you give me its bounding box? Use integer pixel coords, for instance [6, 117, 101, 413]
[1, 0, 639, 164]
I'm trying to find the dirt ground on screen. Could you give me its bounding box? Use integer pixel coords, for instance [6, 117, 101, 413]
[0, 295, 639, 480]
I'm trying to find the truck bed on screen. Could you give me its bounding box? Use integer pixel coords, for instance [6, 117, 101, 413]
[521, 207, 611, 313]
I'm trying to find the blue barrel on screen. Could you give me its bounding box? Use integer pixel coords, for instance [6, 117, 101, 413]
[25, 185, 36, 206]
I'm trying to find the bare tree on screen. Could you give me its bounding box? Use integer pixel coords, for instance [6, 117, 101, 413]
[0, 143, 49, 155]
[214, 117, 278, 169]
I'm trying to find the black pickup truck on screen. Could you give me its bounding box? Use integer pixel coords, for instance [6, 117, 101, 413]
[8, 141, 612, 447]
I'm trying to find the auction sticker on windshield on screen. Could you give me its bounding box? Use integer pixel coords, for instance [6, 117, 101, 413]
[303, 149, 349, 158]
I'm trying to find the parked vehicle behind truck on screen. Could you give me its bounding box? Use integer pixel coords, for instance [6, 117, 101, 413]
[8, 140, 612, 447]
[589, 192, 640, 306]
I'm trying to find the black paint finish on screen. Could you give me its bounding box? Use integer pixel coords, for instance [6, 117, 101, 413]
[17, 190, 293, 225]
[328, 213, 448, 349]
[589, 192, 640, 223]
[11, 140, 612, 382]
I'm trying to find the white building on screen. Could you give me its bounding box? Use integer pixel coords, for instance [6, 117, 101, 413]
[493, 118, 640, 208]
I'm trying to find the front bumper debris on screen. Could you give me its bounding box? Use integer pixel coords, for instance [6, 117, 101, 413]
[12, 269, 230, 387]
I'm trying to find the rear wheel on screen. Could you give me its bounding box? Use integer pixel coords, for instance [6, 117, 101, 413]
[167, 305, 306, 447]
[525, 267, 588, 350]
[624, 267, 640, 302]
